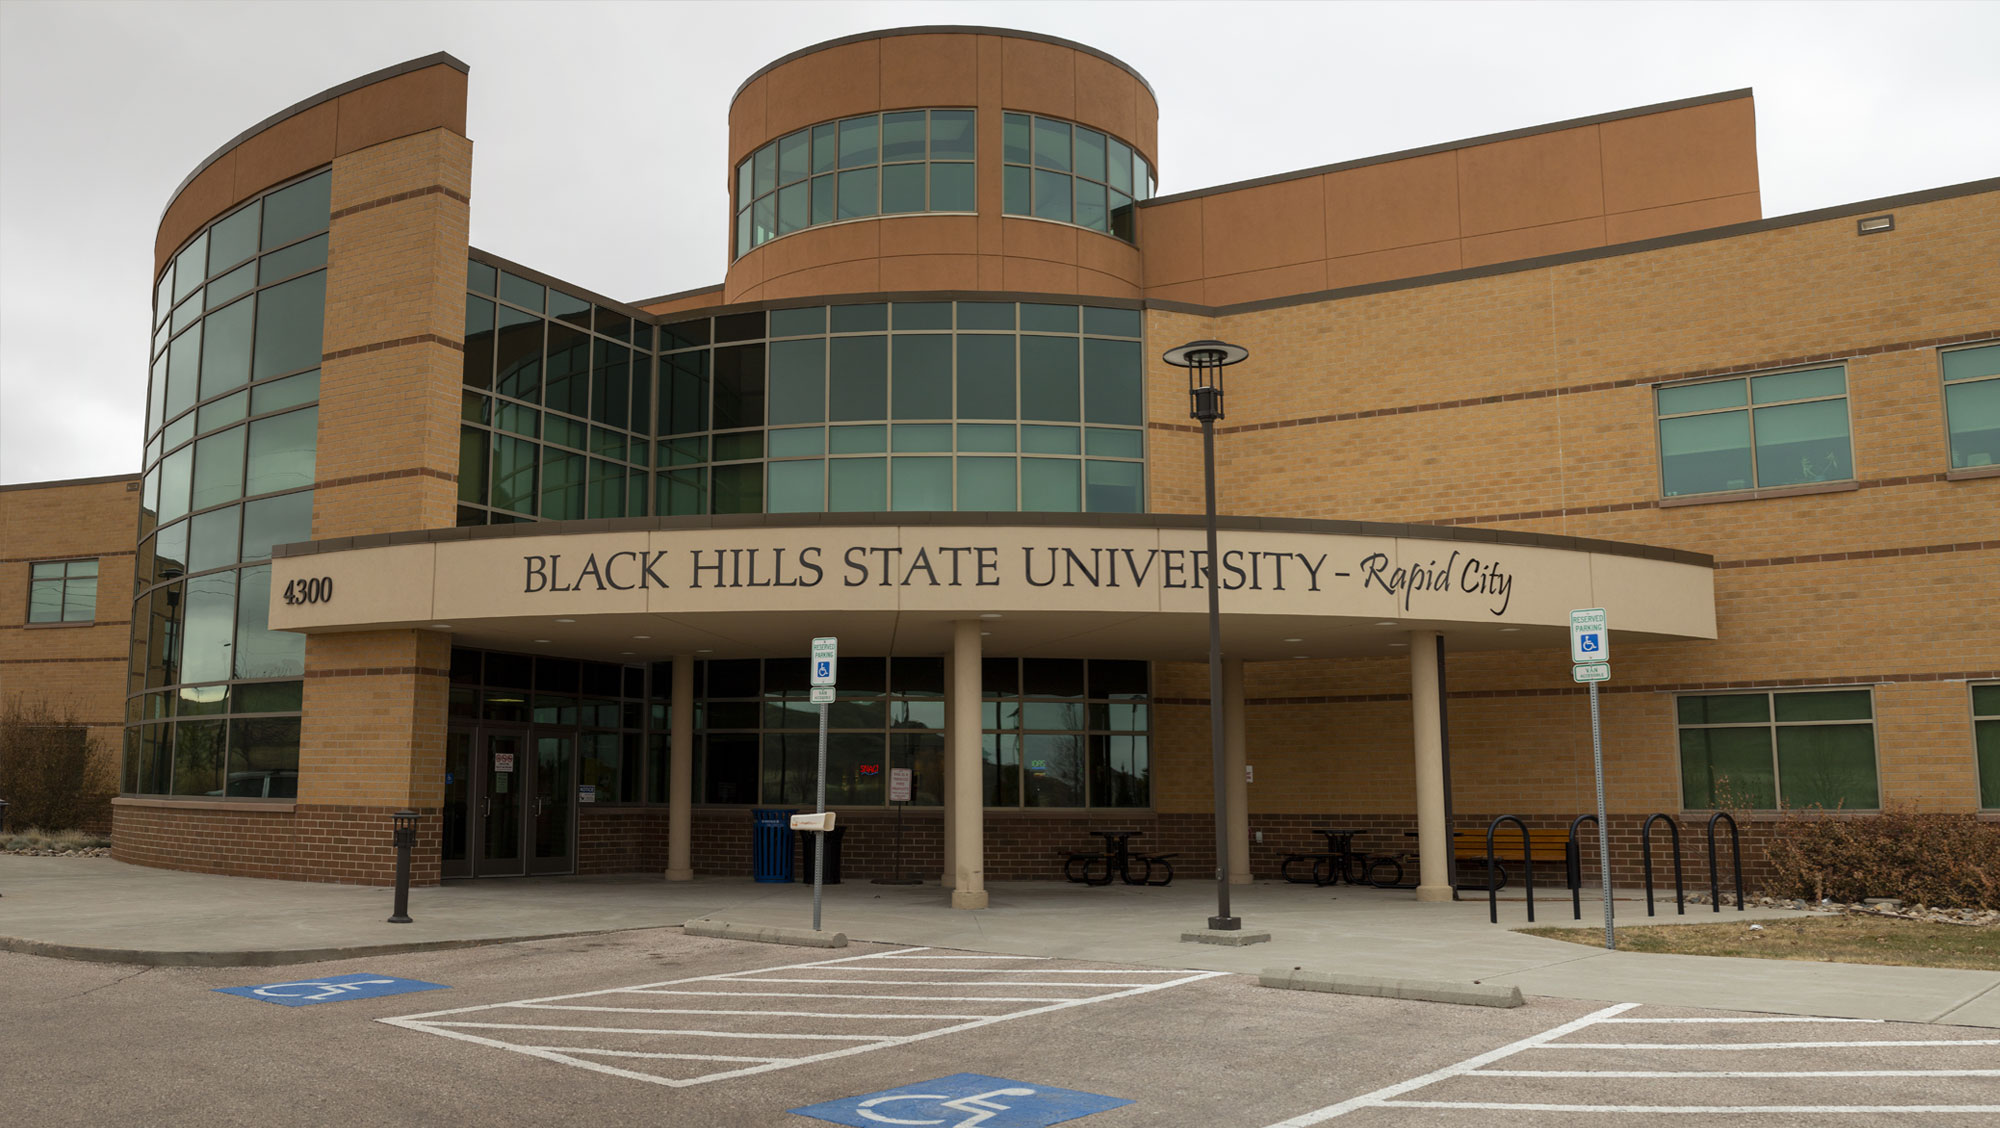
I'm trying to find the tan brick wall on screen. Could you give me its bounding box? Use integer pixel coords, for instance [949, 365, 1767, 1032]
[1139, 190, 1998, 831]
[313, 127, 472, 539]
[298, 628, 451, 809]
[0, 477, 143, 769]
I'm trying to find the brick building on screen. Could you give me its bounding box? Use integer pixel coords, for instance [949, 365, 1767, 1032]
[6, 28, 1994, 900]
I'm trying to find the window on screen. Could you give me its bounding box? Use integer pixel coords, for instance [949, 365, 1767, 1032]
[1656, 366, 1851, 497]
[1942, 342, 2000, 470]
[1001, 113, 1153, 241]
[735, 110, 976, 258]
[1677, 689, 1879, 810]
[1975, 684, 2000, 810]
[28, 559, 97, 623]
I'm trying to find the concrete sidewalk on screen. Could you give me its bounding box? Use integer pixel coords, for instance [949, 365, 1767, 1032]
[3, 855, 1996, 1027]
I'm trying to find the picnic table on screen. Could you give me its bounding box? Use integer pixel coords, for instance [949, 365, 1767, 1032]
[1060, 829, 1175, 886]
[1280, 828, 1364, 886]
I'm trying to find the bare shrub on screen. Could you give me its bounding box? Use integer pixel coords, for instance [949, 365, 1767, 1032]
[0, 699, 115, 832]
[1763, 806, 2000, 910]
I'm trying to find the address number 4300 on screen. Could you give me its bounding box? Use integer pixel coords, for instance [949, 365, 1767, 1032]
[282, 577, 334, 605]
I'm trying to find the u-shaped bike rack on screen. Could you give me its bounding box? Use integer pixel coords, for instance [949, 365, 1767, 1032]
[1566, 813, 1602, 921]
[1707, 811, 1746, 912]
[1641, 812, 1686, 916]
[1486, 815, 1535, 924]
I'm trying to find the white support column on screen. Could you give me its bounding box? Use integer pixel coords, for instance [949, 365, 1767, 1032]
[1409, 630, 1451, 902]
[1224, 657, 1252, 885]
[665, 653, 695, 881]
[940, 647, 956, 889]
[949, 620, 987, 909]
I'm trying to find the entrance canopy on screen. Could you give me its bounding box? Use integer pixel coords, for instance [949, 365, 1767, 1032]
[268, 515, 1715, 661]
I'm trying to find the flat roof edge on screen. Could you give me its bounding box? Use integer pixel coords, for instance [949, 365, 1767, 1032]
[1145, 88, 1753, 208]
[0, 472, 142, 493]
[274, 512, 1713, 569]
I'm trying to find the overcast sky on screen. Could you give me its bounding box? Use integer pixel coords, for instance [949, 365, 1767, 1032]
[2, 0, 1995, 485]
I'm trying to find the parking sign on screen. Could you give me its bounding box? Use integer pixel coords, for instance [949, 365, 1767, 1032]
[1569, 608, 1608, 664]
[811, 636, 837, 686]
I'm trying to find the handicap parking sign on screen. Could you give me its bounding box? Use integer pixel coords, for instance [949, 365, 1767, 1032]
[214, 973, 449, 1007]
[792, 1073, 1130, 1128]
[1579, 632, 1601, 653]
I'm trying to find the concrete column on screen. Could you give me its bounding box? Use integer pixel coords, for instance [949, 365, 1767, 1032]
[1223, 657, 1252, 885]
[940, 648, 956, 888]
[949, 620, 987, 909]
[665, 654, 695, 881]
[1409, 630, 1451, 902]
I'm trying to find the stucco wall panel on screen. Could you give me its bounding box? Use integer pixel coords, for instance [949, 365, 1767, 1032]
[228, 101, 338, 211]
[1323, 150, 1462, 258]
[1599, 95, 1759, 215]
[765, 39, 883, 141]
[879, 33, 979, 108]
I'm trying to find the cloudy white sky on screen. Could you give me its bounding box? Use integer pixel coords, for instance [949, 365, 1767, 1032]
[1, 0, 1995, 485]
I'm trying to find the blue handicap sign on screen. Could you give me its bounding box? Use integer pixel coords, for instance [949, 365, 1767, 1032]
[214, 973, 449, 1007]
[791, 1073, 1130, 1128]
[817, 660, 832, 678]
[1579, 632, 1601, 653]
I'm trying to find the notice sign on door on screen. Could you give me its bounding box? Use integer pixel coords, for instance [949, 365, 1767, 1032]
[889, 767, 913, 803]
[494, 752, 515, 773]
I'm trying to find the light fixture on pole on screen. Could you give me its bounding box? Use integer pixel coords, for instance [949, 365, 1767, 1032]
[1163, 338, 1249, 931]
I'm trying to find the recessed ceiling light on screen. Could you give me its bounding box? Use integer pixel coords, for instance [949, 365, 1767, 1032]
[1282, 637, 1304, 643]
[555, 618, 576, 624]
[430, 624, 452, 630]
[1498, 627, 1521, 633]
[1292, 654, 1309, 660]
[696, 648, 713, 654]
[533, 639, 551, 644]
[981, 631, 992, 637]
[619, 651, 635, 656]
[1375, 621, 1399, 628]
[1387, 642, 1408, 648]
[979, 613, 1003, 620]
[632, 635, 651, 640]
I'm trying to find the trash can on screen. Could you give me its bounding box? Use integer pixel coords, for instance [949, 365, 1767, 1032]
[751, 808, 798, 883]
[798, 824, 847, 885]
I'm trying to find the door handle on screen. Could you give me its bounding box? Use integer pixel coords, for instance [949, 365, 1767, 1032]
[481, 797, 490, 818]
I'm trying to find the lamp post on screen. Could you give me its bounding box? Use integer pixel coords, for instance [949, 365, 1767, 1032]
[1163, 338, 1249, 931]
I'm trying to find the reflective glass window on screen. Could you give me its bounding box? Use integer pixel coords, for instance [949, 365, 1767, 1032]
[259, 171, 331, 250]
[190, 426, 246, 511]
[1943, 342, 2000, 470]
[251, 271, 327, 380]
[1656, 367, 1849, 496]
[245, 407, 318, 497]
[240, 491, 313, 561]
[208, 204, 259, 274]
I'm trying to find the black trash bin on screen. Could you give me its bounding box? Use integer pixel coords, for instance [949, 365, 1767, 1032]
[797, 824, 846, 885]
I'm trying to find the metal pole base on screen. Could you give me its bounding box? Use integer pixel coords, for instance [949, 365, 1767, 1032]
[388, 913, 413, 924]
[1207, 915, 1241, 931]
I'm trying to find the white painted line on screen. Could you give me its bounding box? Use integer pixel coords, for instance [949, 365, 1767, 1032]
[1600, 1016, 1884, 1024]
[384, 945, 1226, 1089]
[513, 1004, 984, 1020]
[1379, 1102, 2000, 1114]
[716, 976, 1143, 987]
[879, 954, 1052, 960]
[1548, 1039, 2000, 1051]
[770, 967, 1189, 975]
[532, 1046, 784, 1063]
[427, 1021, 885, 1041]
[1261, 1002, 1639, 1125]
[630, 989, 1079, 1002]
[1473, 1069, 2000, 1078]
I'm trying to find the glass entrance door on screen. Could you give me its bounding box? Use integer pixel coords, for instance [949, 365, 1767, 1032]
[441, 725, 574, 878]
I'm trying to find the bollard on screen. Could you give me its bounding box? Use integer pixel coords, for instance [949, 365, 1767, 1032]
[0, 797, 9, 834]
[388, 809, 417, 924]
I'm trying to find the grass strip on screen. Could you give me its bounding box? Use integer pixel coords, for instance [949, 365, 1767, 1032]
[1520, 914, 2000, 971]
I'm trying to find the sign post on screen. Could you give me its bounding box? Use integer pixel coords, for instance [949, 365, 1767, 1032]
[808, 637, 837, 932]
[872, 767, 922, 886]
[1570, 608, 1615, 951]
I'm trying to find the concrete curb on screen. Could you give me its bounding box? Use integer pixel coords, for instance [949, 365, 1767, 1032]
[0, 928, 634, 969]
[1181, 929, 1273, 946]
[1260, 966, 1524, 1008]
[684, 919, 848, 948]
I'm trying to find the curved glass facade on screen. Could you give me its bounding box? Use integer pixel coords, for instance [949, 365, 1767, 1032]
[734, 109, 976, 258]
[127, 169, 330, 799]
[1001, 112, 1152, 241]
[457, 269, 1147, 524]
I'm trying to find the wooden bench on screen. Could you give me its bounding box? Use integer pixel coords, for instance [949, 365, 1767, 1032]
[1451, 829, 1571, 891]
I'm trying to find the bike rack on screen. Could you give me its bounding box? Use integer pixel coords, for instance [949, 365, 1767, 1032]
[1566, 813, 1600, 921]
[1486, 815, 1535, 924]
[1641, 812, 1685, 916]
[1707, 811, 1745, 912]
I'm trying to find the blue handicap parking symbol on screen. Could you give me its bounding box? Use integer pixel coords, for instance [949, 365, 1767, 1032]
[214, 973, 449, 1007]
[1579, 632, 1601, 653]
[792, 1073, 1130, 1128]
[817, 660, 832, 678]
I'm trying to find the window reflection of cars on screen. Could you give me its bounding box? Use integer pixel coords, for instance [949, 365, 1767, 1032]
[208, 770, 299, 799]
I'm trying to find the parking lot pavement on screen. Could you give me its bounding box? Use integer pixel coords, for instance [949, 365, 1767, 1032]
[1268, 1003, 2000, 1126]
[380, 947, 1225, 1087]
[6, 929, 1997, 1128]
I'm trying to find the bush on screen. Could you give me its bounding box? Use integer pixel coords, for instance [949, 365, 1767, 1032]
[1764, 807, 2000, 910]
[0, 699, 115, 832]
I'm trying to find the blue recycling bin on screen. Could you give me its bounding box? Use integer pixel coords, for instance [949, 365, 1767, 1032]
[751, 808, 799, 883]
